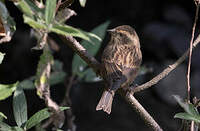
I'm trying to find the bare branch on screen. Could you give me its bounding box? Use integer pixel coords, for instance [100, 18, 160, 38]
[61, 76, 77, 131]
[186, 1, 200, 103]
[125, 92, 163, 131]
[36, 39, 65, 129]
[61, 35, 101, 74]
[133, 34, 200, 93]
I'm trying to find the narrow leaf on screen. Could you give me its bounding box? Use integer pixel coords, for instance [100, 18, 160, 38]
[23, 15, 46, 29]
[20, 72, 66, 90]
[0, 121, 11, 131]
[72, 21, 110, 76]
[45, 0, 57, 25]
[50, 23, 101, 43]
[0, 52, 5, 64]
[25, 107, 69, 130]
[13, 0, 34, 18]
[79, 0, 87, 7]
[173, 95, 199, 116]
[0, 112, 7, 119]
[49, 72, 66, 85]
[24, 0, 44, 15]
[81, 21, 109, 55]
[52, 60, 63, 71]
[13, 87, 27, 127]
[25, 108, 51, 130]
[84, 68, 102, 82]
[35, 123, 46, 131]
[11, 126, 24, 131]
[19, 78, 35, 90]
[174, 112, 200, 123]
[0, 82, 18, 100]
[13, 0, 43, 18]
[188, 103, 199, 116]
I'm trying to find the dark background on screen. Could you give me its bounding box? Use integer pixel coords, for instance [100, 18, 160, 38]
[1, 0, 200, 130]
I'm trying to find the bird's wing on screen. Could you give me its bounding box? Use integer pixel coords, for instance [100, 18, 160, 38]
[103, 45, 141, 69]
[102, 45, 142, 88]
[102, 60, 122, 80]
[113, 45, 142, 69]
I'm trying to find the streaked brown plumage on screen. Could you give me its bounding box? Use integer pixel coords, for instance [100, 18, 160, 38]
[96, 25, 142, 114]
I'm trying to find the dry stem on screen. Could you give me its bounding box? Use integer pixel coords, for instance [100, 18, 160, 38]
[186, 1, 200, 103]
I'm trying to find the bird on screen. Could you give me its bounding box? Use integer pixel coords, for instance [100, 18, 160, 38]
[96, 25, 142, 114]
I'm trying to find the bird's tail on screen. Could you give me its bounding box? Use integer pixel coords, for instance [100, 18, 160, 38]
[96, 90, 115, 114]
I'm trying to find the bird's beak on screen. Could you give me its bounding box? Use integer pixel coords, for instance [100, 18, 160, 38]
[107, 29, 115, 33]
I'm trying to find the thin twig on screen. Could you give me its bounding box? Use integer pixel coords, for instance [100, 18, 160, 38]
[61, 35, 101, 74]
[125, 92, 163, 131]
[36, 37, 65, 129]
[133, 34, 200, 93]
[61, 75, 77, 131]
[188, 2, 200, 131]
[56, 0, 62, 12]
[191, 121, 194, 131]
[42, 73, 77, 130]
[187, 0, 200, 103]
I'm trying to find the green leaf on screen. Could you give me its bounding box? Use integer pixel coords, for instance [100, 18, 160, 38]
[24, 108, 50, 130]
[60, 106, 69, 110]
[52, 60, 63, 71]
[0, 82, 18, 100]
[84, 68, 102, 82]
[0, 52, 5, 64]
[23, 15, 46, 29]
[72, 57, 87, 77]
[13, 0, 34, 18]
[187, 104, 199, 116]
[45, 0, 57, 25]
[13, 0, 44, 19]
[0, 112, 7, 119]
[49, 72, 66, 86]
[11, 126, 24, 131]
[0, 121, 11, 131]
[35, 49, 53, 97]
[174, 112, 200, 123]
[24, 0, 44, 16]
[20, 71, 66, 90]
[0, 1, 9, 22]
[82, 21, 109, 56]
[25, 107, 69, 130]
[79, 0, 87, 7]
[13, 87, 27, 127]
[50, 23, 101, 43]
[19, 77, 35, 90]
[72, 21, 110, 76]
[35, 123, 46, 131]
[173, 95, 199, 116]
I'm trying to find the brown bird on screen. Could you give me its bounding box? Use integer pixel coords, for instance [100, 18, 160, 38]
[96, 25, 142, 114]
